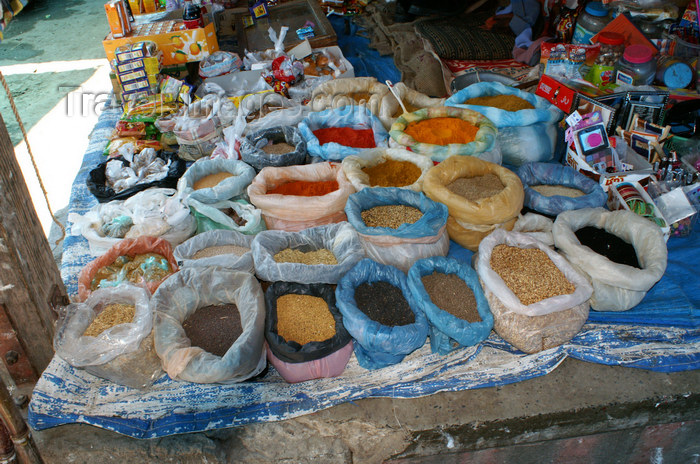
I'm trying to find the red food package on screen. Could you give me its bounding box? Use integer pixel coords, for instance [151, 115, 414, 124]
[114, 120, 147, 138]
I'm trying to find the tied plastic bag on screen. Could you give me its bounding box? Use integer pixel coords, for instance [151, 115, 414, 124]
[69, 188, 196, 255]
[516, 162, 607, 216]
[298, 106, 389, 161]
[188, 198, 266, 235]
[445, 82, 564, 165]
[552, 208, 668, 311]
[407, 257, 493, 355]
[178, 157, 256, 204]
[341, 148, 434, 192]
[173, 229, 255, 274]
[251, 222, 364, 284]
[53, 285, 163, 388]
[239, 126, 307, 172]
[344, 188, 450, 272]
[422, 156, 524, 251]
[512, 213, 554, 247]
[104, 148, 170, 193]
[389, 106, 497, 162]
[247, 162, 354, 231]
[335, 259, 429, 369]
[476, 229, 593, 353]
[153, 267, 267, 383]
[199, 51, 243, 79]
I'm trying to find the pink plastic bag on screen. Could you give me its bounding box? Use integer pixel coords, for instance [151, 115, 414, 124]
[266, 341, 353, 383]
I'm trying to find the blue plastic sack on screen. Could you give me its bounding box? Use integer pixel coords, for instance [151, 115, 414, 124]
[516, 162, 607, 216]
[445, 82, 564, 165]
[178, 158, 256, 204]
[407, 257, 493, 355]
[298, 106, 389, 161]
[335, 259, 429, 369]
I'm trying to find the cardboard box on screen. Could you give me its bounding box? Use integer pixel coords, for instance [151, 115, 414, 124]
[565, 146, 653, 192]
[105, 0, 132, 39]
[536, 74, 579, 113]
[103, 22, 219, 66]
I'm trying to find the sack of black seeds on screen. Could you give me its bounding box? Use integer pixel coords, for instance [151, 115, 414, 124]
[336, 259, 429, 369]
[344, 187, 450, 273]
[553, 208, 668, 312]
[153, 266, 266, 383]
[174, 229, 255, 273]
[407, 257, 494, 355]
[252, 222, 364, 284]
[188, 198, 266, 235]
[240, 126, 307, 172]
[265, 282, 353, 382]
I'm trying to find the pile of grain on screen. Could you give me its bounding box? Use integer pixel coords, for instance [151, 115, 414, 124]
[276, 294, 336, 345]
[193, 172, 234, 190]
[262, 142, 295, 155]
[462, 95, 535, 112]
[447, 174, 504, 201]
[361, 205, 423, 229]
[530, 185, 584, 198]
[421, 272, 480, 322]
[83, 303, 135, 337]
[192, 245, 250, 259]
[273, 248, 338, 265]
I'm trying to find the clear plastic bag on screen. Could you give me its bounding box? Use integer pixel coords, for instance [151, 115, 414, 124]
[188, 198, 266, 235]
[244, 105, 312, 135]
[552, 208, 668, 311]
[309, 77, 393, 128]
[335, 259, 429, 369]
[239, 126, 307, 172]
[247, 162, 354, 231]
[251, 222, 364, 284]
[344, 187, 450, 272]
[407, 257, 493, 355]
[178, 158, 256, 204]
[173, 229, 255, 273]
[153, 267, 267, 384]
[341, 148, 434, 192]
[422, 156, 524, 251]
[512, 213, 554, 247]
[298, 106, 389, 161]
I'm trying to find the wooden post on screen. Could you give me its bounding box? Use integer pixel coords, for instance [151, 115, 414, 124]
[0, 112, 66, 375]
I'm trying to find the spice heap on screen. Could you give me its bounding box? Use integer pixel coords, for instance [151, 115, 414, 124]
[392, 102, 419, 118]
[421, 272, 481, 323]
[83, 303, 135, 337]
[354, 281, 415, 326]
[262, 142, 295, 155]
[447, 174, 505, 201]
[462, 95, 535, 112]
[192, 245, 250, 259]
[313, 127, 376, 148]
[220, 207, 247, 227]
[182, 304, 243, 357]
[273, 248, 338, 265]
[91, 253, 172, 290]
[276, 294, 336, 345]
[361, 204, 423, 229]
[349, 91, 373, 102]
[404, 117, 478, 145]
[574, 226, 641, 268]
[193, 172, 234, 190]
[362, 159, 421, 187]
[531, 185, 584, 198]
[490, 245, 575, 305]
[267, 180, 339, 197]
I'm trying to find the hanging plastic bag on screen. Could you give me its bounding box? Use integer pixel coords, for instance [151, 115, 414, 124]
[252, 222, 364, 284]
[173, 229, 255, 274]
[188, 198, 265, 235]
[298, 106, 389, 161]
[247, 162, 354, 231]
[265, 282, 353, 383]
[178, 157, 256, 204]
[77, 236, 179, 302]
[389, 106, 497, 162]
[476, 229, 593, 353]
[445, 82, 564, 165]
[153, 267, 267, 383]
[407, 257, 493, 355]
[422, 156, 524, 251]
[341, 148, 434, 192]
[344, 187, 449, 272]
[239, 126, 307, 172]
[335, 259, 429, 369]
[53, 285, 162, 388]
[516, 162, 607, 216]
[552, 208, 668, 311]
[512, 213, 554, 247]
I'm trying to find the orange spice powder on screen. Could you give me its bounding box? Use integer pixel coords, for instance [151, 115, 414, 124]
[404, 117, 479, 145]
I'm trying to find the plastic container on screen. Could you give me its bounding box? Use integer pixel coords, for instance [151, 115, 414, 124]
[587, 32, 625, 88]
[615, 45, 656, 86]
[572, 2, 611, 45]
[655, 55, 693, 89]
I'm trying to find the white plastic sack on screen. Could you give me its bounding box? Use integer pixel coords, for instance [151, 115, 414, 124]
[310, 77, 393, 128]
[188, 198, 265, 235]
[174, 229, 255, 273]
[512, 213, 554, 247]
[552, 208, 668, 311]
[153, 267, 267, 384]
[341, 148, 434, 192]
[477, 229, 593, 317]
[179, 157, 256, 204]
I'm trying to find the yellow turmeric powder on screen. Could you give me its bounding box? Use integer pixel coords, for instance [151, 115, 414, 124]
[362, 159, 422, 187]
[463, 94, 534, 112]
[404, 117, 479, 145]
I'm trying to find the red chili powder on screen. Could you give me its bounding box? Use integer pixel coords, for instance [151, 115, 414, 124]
[313, 127, 376, 148]
[267, 180, 339, 196]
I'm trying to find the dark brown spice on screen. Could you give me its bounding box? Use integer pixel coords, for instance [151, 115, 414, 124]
[354, 281, 415, 326]
[221, 208, 247, 227]
[182, 304, 243, 357]
[421, 272, 481, 323]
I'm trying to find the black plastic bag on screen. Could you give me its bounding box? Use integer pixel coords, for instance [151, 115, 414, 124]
[87, 151, 187, 203]
[240, 126, 307, 172]
[265, 282, 351, 363]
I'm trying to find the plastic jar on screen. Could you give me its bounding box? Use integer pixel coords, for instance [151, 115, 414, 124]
[587, 31, 625, 87]
[615, 45, 657, 86]
[572, 2, 611, 45]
